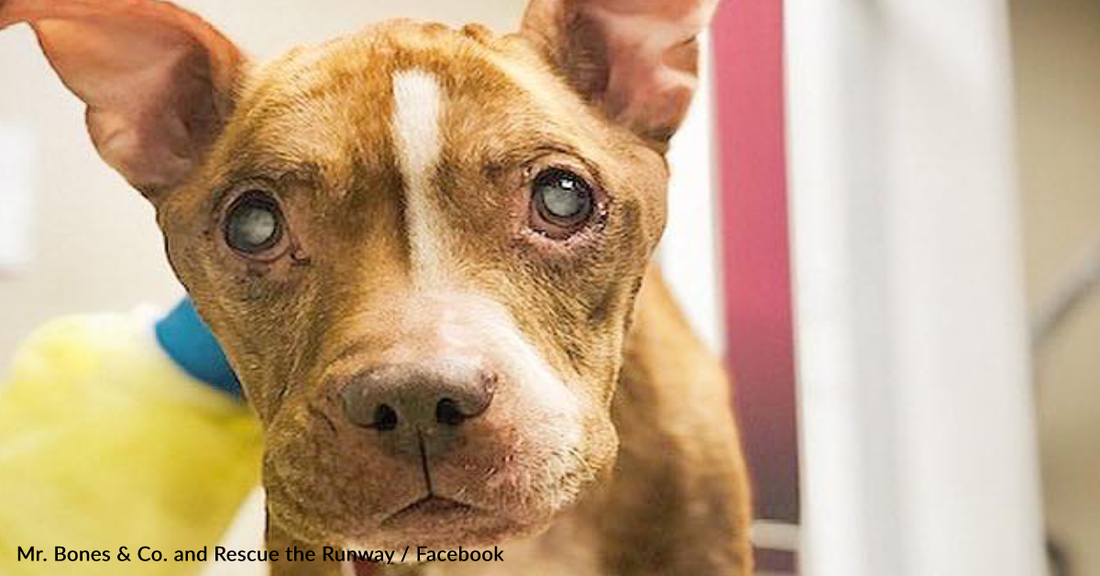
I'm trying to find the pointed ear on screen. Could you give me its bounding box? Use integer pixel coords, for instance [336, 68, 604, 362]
[521, 0, 719, 147]
[0, 0, 244, 197]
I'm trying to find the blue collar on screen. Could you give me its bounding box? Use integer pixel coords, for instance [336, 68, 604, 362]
[154, 298, 243, 399]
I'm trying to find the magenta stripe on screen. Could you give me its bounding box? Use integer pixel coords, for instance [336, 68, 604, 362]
[712, 0, 800, 525]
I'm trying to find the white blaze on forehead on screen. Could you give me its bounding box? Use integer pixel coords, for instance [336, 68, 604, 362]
[388, 73, 582, 480]
[391, 69, 447, 285]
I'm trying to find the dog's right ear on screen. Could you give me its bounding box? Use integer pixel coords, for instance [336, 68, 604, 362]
[0, 0, 243, 198]
[520, 0, 719, 149]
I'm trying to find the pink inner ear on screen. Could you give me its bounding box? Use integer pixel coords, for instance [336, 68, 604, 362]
[0, 0, 242, 194]
[523, 0, 718, 143]
[584, 0, 718, 138]
[585, 0, 709, 23]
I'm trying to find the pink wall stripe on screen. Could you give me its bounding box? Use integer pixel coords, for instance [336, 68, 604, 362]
[712, 0, 800, 524]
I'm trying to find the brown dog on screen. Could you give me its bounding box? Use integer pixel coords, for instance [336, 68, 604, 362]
[0, 0, 752, 573]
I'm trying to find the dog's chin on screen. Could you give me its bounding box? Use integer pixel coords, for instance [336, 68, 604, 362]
[339, 496, 554, 552]
[264, 447, 603, 553]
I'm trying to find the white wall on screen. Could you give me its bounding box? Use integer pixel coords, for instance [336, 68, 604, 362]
[663, 35, 725, 354]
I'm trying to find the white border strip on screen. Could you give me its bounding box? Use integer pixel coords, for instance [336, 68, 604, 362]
[662, 33, 725, 354]
[785, 1, 1046, 575]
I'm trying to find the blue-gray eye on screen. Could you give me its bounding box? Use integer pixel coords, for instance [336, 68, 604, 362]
[532, 168, 594, 229]
[225, 191, 283, 254]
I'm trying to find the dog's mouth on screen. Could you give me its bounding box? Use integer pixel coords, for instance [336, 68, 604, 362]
[347, 491, 530, 551]
[381, 495, 477, 527]
[348, 497, 489, 574]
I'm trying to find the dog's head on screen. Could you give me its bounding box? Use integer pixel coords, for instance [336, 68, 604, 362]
[2, 0, 718, 549]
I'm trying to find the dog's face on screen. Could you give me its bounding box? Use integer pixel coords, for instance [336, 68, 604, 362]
[2, 0, 717, 549]
[166, 21, 671, 548]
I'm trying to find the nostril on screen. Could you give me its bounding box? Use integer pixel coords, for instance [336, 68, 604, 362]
[374, 404, 399, 431]
[435, 398, 466, 426]
[341, 364, 496, 432]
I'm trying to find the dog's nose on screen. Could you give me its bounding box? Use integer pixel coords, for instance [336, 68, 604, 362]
[340, 361, 495, 456]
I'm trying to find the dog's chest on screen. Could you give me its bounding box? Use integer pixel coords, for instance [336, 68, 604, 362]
[411, 517, 601, 576]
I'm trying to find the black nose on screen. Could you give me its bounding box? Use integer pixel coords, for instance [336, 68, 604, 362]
[340, 361, 495, 457]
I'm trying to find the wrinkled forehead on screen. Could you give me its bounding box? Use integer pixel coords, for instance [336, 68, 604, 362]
[218, 20, 619, 189]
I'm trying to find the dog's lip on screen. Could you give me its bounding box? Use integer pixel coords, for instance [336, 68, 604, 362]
[381, 495, 477, 526]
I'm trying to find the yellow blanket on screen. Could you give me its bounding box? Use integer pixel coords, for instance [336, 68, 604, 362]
[0, 312, 262, 575]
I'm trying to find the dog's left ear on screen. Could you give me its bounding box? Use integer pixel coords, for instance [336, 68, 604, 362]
[521, 0, 719, 148]
[0, 0, 244, 198]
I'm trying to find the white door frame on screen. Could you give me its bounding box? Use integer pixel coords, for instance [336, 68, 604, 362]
[785, 1, 1047, 574]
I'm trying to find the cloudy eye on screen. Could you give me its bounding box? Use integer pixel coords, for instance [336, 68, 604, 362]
[224, 190, 284, 255]
[531, 168, 594, 235]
